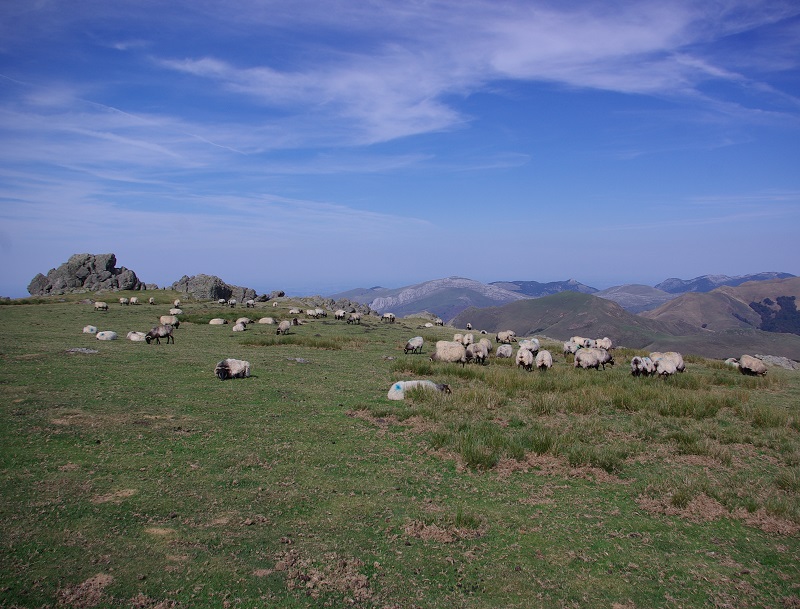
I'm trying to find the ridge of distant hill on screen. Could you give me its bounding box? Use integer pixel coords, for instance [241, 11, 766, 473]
[594, 284, 677, 313]
[489, 279, 597, 297]
[654, 272, 795, 294]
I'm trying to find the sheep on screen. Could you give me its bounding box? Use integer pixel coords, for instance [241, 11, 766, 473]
[587, 347, 614, 370]
[424, 322, 434, 328]
[535, 350, 553, 371]
[724, 357, 740, 368]
[466, 323, 472, 330]
[595, 337, 613, 351]
[518, 338, 540, 354]
[227, 299, 236, 308]
[209, 318, 228, 325]
[466, 342, 488, 365]
[127, 331, 147, 342]
[453, 333, 464, 345]
[516, 347, 534, 371]
[145, 324, 174, 344]
[159, 315, 180, 328]
[434, 318, 444, 326]
[215, 358, 251, 380]
[289, 308, 301, 315]
[96, 330, 117, 341]
[235, 317, 253, 326]
[314, 308, 326, 318]
[173, 299, 181, 308]
[478, 337, 493, 353]
[570, 336, 594, 348]
[574, 349, 601, 370]
[232, 322, 247, 332]
[654, 358, 678, 377]
[258, 317, 275, 324]
[291, 317, 300, 326]
[737, 354, 768, 377]
[94, 301, 109, 311]
[495, 344, 514, 358]
[82, 325, 97, 334]
[334, 310, 346, 320]
[272, 302, 278, 307]
[148, 297, 156, 305]
[462, 333, 474, 347]
[404, 336, 424, 355]
[276, 320, 291, 335]
[129, 297, 139, 305]
[563, 340, 580, 359]
[169, 308, 183, 315]
[382, 312, 396, 323]
[387, 380, 451, 401]
[650, 351, 685, 373]
[245, 299, 255, 308]
[218, 299, 227, 305]
[347, 313, 362, 324]
[630, 356, 647, 376]
[496, 330, 517, 344]
[119, 297, 129, 306]
[429, 340, 466, 366]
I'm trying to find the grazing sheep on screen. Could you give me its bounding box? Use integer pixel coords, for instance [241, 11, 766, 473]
[496, 330, 517, 344]
[232, 322, 247, 332]
[479, 337, 493, 353]
[129, 297, 139, 305]
[466, 342, 488, 365]
[169, 308, 183, 315]
[289, 308, 301, 315]
[655, 358, 678, 377]
[145, 324, 174, 344]
[96, 330, 118, 341]
[245, 299, 255, 308]
[453, 333, 464, 345]
[434, 318, 444, 326]
[148, 297, 156, 305]
[218, 299, 227, 305]
[215, 358, 251, 380]
[347, 313, 362, 324]
[518, 338, 540, 354]
[227, 299, 236, 308]
[587, 347, 614, 370]
[82, 325, 97, 334]
[127, 331, 147, 342]
[382, 312, 396, 323]
[276, 320, 291, 335]
[94, 301, 109, 311]
[516, 347, 534, 371]
[737, 354, 768, 376]
[570, 336, 593, 348]
[291, 317, 300, 326]
[173, 299, 181, 308]
[535, 350, 553, 371]
[430, 341, 466, 366]
[335, 309, 346, 320]
[209, 318, 228, 325]
[314, 308, 326, 318]
[563, 340, 580, 359]
[631, 356, 646, 376]
[404, 336, 424, 355]
[595, 337, 613, 351]
[258, 317, 275, 324]
[574, 349, 601, 370]
[160, 315, 180, 328]
[462, 333, 474, 347]
[119, 297, 129, 306]
[650, 351, 685, 373]
[496, 344, 514, 358]
[387, 380, 451, 401]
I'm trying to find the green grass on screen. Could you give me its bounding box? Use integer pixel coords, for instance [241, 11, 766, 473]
[1, 295, 799, 608]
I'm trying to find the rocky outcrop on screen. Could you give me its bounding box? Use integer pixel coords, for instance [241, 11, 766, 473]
[170, 274, 257, 302]
[27, 253, 145, 295]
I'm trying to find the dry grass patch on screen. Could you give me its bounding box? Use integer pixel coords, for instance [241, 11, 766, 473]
[56, 573, 113, 608]
[273, 549, 373, 603]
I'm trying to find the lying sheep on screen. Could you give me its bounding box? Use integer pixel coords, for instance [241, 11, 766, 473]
[258, 317, 275, 324]
[160, 315, 180, 328]
[209, 318, 228, 325]
[218, 299, 227, 305]
[387, 380, 451, 401]
[466, 342, 488, 365]
[650, 352, 685, 373]
[96, 330, 117, 341]
[169, 308, 183, 315]
[347, 313, 362, 324]
[145, 324, 174, 344]
[516, 347, 534, 371]
[232, 322, 247, 332]
[737, 354, 768, 376]
[276, 320, 291, 335]
[235, 317, 253, 325]
[404, 336, 424, 355]
[535, 350, 553, 371]
[94, 301, 109, 311]
[496, 330, 517, 344]
[215, 358, 251, 380]
[83, 325, 97, 334]
[495, 344, 514, 358]
[430, 340, 466, 366]
[127, 331, 147, 342]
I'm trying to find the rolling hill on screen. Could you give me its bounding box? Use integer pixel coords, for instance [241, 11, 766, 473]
[594, 284, 677, 313]
[654, 272, 795, 294]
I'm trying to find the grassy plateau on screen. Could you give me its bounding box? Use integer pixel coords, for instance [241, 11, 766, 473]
[1, 292, 798, 608]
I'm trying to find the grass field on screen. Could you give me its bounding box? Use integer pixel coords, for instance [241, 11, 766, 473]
[1, 292, 798, 608]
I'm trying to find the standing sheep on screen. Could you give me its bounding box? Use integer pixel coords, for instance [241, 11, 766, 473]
[429, 341, 466, 366]
[404, 336, 424, 355]
[535, 350, 553, 371]
[215, 358, 251, 380]
[347, 313, 362, 324]
[465, 342, 488, 365]
[173, 299, 181, 308]
[119, 297, 129, 306]
[496, 330, 517, 344]
[587, 347, 614, 370]
[94, 301, 109, 311]
[145, 324, 174, 344]
[382, 313, 396, 323]
[334, 310, 346, 320]
[160, 315, 180, 328]
[245, 299, 255, 308]
[495, 344, 514, 358]
[516, 347, 534, 371]
[650, 352, 685, 373]
[129, 297, 139, 305]
[148, 297, 156, 305]
[574, 349, 601, 370]
[276, 320, 292, 335]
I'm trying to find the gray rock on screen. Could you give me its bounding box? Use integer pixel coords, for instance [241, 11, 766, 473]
[170, 274, 257, 302]
[753, 355, 799, 370]
[28, 253, 146, 296]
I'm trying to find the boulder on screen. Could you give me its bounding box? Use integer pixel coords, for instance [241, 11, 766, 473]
[170, 274, 257, 302]
[27, 253, 145, 295]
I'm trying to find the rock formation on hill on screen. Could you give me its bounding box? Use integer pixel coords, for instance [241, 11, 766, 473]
[170, 274, 257, 302]
[28, 253, 145, 295]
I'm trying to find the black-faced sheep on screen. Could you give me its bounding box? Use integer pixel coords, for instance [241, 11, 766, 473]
[574, 349, 601, 370]
[587, 347, 614, 370]
[209, 318, 228, 325]
[129, 297, 139, 305]
[276, 320, 291, 335]
[215, 358, 251, 380]
[430, 340, 466, 366]
[335, 310, 346, 320]
[496, 330, 517, 344]
[382, 313, 396, 323]
[347, 313, 361, 324]
[650, 351, 685, 373]
[387, 380, 451, 400]
[119, 297, 129, 305]
[159, 315, 180, 329]
[404, 336, 424, 354]
[535, 350, 553, 371]
[145, 324, 174, 344]
[94, 301, 109, 311]
[173, 299, 181, 308]
[516, 347, 534, 371]
[466, 342, 488, 365]
[148, 297, 156, 305]
[737, 354, 768, 376]
[245, 299, 255, 308]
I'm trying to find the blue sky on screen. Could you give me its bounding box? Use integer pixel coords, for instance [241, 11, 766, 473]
[1, 0, 799, 297]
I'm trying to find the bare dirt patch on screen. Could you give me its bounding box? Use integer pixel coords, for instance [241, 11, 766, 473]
[403, 519, 486, 543]
[496, 453, 628, 485]
[56, 573, 113, 608]
[274, 549, 372, 602]
[91, 488, 137, 504]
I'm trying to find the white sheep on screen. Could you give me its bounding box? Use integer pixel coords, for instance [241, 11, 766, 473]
[82, 325, 97, 334]
[382, 312, 396, 323]
[129, 297, 139, 305]
[563, 340, 580, 359]
[516, 347, 534, 371]
[289, 308, 301, 315]
[276, 320, 291, 335]
[145, 324, 174, 344]
[462, 333, 474, 347]
[245, 299, 255, 308]
[169, 308, 183, 315]
[404, 336, 424, 355]
[453, 333, 464, 345]
[595, 337, 613, 351]
[518, 338, 540, 354]
[430, 341, 466, 366]
[347, 313, 362, 324]
[235, 317, 253, 326]
[574, 349, 601, 370]
[737, 354, 768, 376]
[334, 310, 346, 320]
[466, 323, 472, 330]
[655, 358, 678, 377]
[159, 315, 180, 328]
[218, 299, 227, 305]
[258, 317, 275, 324]
[148, 297, 156, 305]
[314, 308, 326, 318]
[466, 342, 488, 365]
[94, 301, 109, 311]
[119, 297, 129, 306]
[587, 347, 614, 370]
[478, 337, 493, 353]
[496, 330, 517, 344]
[215, 358, 251, 380]
[96, 330, 117, 341]
[126, 331, 147, 342]
[570, 336, 593, 348]
[535, 350, 553, 371]
[232, 322, 247, 332]
[434, 318, 444, 326]
[209, 318, 228, 325]
[650, 352, 685, 373]
[495, 344, 514, 358]
[173, 299, 181, 308]
[227, 299, 236, 308]
[387, 380, 451, 401]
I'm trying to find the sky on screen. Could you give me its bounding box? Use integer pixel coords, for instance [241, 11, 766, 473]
[1, 0, 799, 298]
